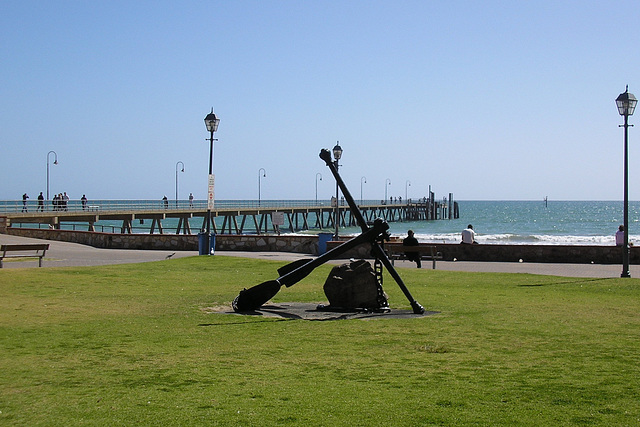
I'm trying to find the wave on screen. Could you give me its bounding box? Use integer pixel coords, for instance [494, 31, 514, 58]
[413, 232, 639, 246]
[307, 231, 638, 246]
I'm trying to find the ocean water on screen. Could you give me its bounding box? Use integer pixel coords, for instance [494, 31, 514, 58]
[6, 199, 640, 246]
[335, 200, 640, 246]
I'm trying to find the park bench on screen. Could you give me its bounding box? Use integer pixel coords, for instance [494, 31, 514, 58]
[385, 243, 443, 269]
[0, 244, 50, 268]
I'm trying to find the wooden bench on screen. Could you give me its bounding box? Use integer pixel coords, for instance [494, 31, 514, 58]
[0, 244, 50, 268]
[385, 244, 443, 269]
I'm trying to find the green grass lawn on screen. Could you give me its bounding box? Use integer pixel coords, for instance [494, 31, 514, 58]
[1, 256, 639, 426]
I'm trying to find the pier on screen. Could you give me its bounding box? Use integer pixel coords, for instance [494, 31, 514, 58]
[1, 197, 459, 235]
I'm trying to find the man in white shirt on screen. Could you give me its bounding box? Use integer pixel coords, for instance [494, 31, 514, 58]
[461, 224, 476, 244]
[615, 225, 625, 246]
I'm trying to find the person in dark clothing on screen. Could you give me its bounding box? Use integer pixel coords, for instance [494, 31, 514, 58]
[403, 229, 421, 268]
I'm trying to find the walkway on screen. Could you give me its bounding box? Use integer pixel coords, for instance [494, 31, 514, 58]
[1, 234, 637, 278]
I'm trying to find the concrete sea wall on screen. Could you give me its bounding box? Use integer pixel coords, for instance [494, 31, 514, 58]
[3, 226, 638, 264]
[326, 241, 640, 265]
[3, 227, 319, 254]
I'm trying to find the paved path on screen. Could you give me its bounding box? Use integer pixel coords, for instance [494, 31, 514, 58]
[1, 233, 638, 278]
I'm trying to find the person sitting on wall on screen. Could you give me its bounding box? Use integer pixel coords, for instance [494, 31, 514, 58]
[615, 225, 625, 247]
[403, 229, 421, 268]
[461, 224, 478, 244]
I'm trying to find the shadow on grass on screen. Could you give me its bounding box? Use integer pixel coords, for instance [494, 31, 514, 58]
[518, 277, 617, 287]
[202, 302, 439, 321]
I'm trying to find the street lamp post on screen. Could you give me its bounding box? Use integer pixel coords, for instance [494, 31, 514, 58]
[332, 142, 343, 238]
[361, 176, 367, 205]
[175, 161, 184, 208]
[258, 168, 266, 206]
[46, 150, 58, 201]
[405, 180, 411, 203]
[315, 173, 322, 205]
[616, 86, 637, 277]
[385, 178, 391, 203]
[203, 108, 220, 255]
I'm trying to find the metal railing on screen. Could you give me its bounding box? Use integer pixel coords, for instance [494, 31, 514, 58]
[0, 199, 352, 214]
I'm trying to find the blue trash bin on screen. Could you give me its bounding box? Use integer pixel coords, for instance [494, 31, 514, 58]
[198, 232, 207, 255]
[198, 232, 216, 255]
[317, 232, 334, 255]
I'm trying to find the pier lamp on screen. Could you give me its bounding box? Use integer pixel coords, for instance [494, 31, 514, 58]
[203, 108, 220, 255]
[616, 86, 637, 277]
[385, 178, 391, 203]
[258, 168, 266, 206]
[332, 142, 343, 238]
[361, 176, 367, 205]
[46, 150, 58, 201]
[315, 173, 322, 205]
[175, 161, 184, 208]
[405, 180, 411, 203]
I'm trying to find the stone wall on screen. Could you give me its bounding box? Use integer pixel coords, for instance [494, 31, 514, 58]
[4, 228, 320, 254]
[326, 241, 640, 264]
[5, 226, 639, 264]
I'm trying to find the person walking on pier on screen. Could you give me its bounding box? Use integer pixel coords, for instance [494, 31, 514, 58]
[81, 194, 88, 210]
[403, 230, 422, 268]
[22, 193, 29, 212]
[37, 192, 44, 212]
[189, 193, 194, 208]
[163, 195, 168, 209]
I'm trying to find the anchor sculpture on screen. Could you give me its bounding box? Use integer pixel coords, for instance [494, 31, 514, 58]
[232, 148, 425, 315]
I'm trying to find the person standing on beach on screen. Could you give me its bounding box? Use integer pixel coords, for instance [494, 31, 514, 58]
[37, 192, 44, 212]
[22, 193, 29, 212]
[403, 230, 422, 268]
[461, 224, 477, 244]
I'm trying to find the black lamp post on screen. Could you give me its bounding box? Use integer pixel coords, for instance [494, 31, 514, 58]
[315, 173, 322, 205]
[258, 168, 266, 206]
[175, 161, 184, 208]
[385, 178, 391, 203]
[46, 150, 58, 201]
[332, 142, 343, 238]
[616, 86, 637, 277]
[204, 108, 220, 254]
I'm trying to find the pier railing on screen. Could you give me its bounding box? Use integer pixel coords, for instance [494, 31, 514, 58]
[0, 199, 350, 214]
[2, 199, 457, 235]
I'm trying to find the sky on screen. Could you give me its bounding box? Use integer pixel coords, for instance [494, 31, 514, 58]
[2, 0, 640, 202]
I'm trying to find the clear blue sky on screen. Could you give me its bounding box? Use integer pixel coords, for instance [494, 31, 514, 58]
[2, 0, 640, 202]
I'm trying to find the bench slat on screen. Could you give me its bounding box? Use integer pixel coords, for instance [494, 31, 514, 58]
[0, 244, 49, 268]
[385, 244, 443, 269]
[1, 244, 50, 251]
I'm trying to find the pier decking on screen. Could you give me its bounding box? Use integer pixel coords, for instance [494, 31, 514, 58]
[2, 199, 459, 235]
